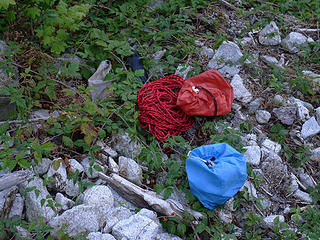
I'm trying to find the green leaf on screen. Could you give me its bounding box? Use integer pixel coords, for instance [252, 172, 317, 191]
[163, 187, 173, 199]
[26, 7, 41, 19]
[62, 136, 74, 148]
[135, 69, 145, 77]
[0, 122, 9, 135]
[93, 164, 103, 172]
[41, 142, 57, 151]
[154, 184, 164, 194]
[195, 223, 205, 233]
[84, 100, 99, 115]
[0, 0, 15, 10]
[40, 198, 46, 207]
[52, 160, 60, 171]
[177, 223, 186, 236]
[18, 159, 30, 169]
[98, 129, 106, 139]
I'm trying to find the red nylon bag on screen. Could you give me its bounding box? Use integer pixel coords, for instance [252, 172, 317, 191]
[177, 69, 233, 116]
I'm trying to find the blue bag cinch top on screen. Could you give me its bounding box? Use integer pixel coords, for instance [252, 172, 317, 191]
[186, 143, 247, 209]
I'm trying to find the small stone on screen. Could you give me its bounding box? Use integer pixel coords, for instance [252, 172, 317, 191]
[248, 97, 263, 115]
[218, 210, 233, 224]
[87, 232, 116, 240]
[81, 157, 105, 179]
[296, 101, 310, 122]
[31, 109, 60, 120]
[301, 117, 320, 139]
[55, 193, 75, 211]
[263, 215, 284, 228]
[153, 49, 166, 61]
[297, 168, 315, 188]
[289, 173, 299, 192]
[156, 233, 182, 240]
[103, 207, 134, 233]
[175, 65, 193, 79]
[118, 156, 143, 185]
[240, 180, 257, 199]
[207, 41, 243, 77]
[32, 158, 52, 175]
[273, 107, 296, 125]
[49, 204, 110, 237]
[111, 132, 141, 160]
[256, 110, 271, 124]
[302, 70, 320, 87]
[65, 179, 80, 197]
[68, 159, 84, 173]
[260, 198, 272, 210]
[310, 147, 320, 161]
[224, 197, 235, 212]
[231, 74, 252, 103]
[259, 21, 281, 46]
[112, 214, 160, 240]
[194, 40, 204, 47]
[281, 32, 309, 53]
[19, 176, 56, 223]
[244, 145, 261, 166]
[83, 185, 114, 207]
[0, 187, 23, 219]
[243, 134, 257, 146]
[240, 37, 254, 47]
[16, 226, 32, 239]
[273, 95, 284, 105]
[97, 141, 118, 158]
[47, 159, 68, 192]
[232, 103, 242, 111]
[261, 55, 278, 65]
[315, 107, 320, 124]
[261, 138, 282, 154]
[200, 46, 214, 59]
[293, 189, 312, 203]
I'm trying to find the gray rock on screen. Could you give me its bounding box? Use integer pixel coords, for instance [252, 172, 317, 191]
[310, 147, 320, 161]
[289, 173, 299, 192]
[315, 107, 320, 124]
[156, 233, 182, 240]
[248, 97, 263, 114]
[19, 176, 56, 223]
[136, 208, 159, 223]
[175, 65, 193, 79]
[31, 109, 60, 120]
[207, 41, 243, 77]
[273, 107, 296, 125]
[65, 179, 80, 197]
[281, 32, 309, 53]
[153, 49, 167, 61]
[224, 197, 235, 212]
[256, 110, 271, 124]
[302, 70, 320, 87]
[261, 55, 278, 65]
[273, 95, 284, 105]
[103, 207, 134, 233]
[288, 97, 314, 111]
[0, 186, 23, 219]
[68, 159, 84, 173]
[97, 141, 118, 158]
[243, 134, 258, 146]
[47, 159, 68, 191]
[232, 103, 242, 111]
[295, 101, 310, 122]
[87, 232, 116, 240]
[118, 156, 143, 185]
[301, 117, 320, 139]
[293, 189, 312, 203]
[194, 40, 204, 47]
[218, 210, 233, 224]
[112, 214, 160, 240]
[112, 132, 141, 160]
[240, 180, 257, 199]
[259, 21, 281, 45]
[240, 37, 254, 47]
[108, 187, 138, 210]
[200, 46, 214, 59]
[260, 198, 272, 210]
[0, 96, 16, 121]
[15, 225, 32, 239]
[297, 168, 315, 188]
[55, 193, 74, 211]
[244, 145, 261, 166]
[230, 74, 252, 103]
[83, 185, 114, 207]
[49, 204, 110, 237]
[82, 156, 105, 178]
[263, 215, 284, 228]
[0, 40, 8, 55]
[32, 158, 52, 175]
[261, 138, 282, 154]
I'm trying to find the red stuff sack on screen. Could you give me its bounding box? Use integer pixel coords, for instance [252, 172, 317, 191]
[177, 69, 233, 116]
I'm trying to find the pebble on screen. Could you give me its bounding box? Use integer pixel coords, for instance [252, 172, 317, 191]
[256, 110, 271, 124]
[301, 117, 320, 139]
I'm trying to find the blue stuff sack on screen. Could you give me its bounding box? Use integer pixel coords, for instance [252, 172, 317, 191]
[186, 143, 247, 209]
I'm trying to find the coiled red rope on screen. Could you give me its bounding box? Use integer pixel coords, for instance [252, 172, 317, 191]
[137, 74, 194, 141]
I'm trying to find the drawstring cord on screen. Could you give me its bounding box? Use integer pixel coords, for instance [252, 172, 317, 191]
[187, 151, 215, 167]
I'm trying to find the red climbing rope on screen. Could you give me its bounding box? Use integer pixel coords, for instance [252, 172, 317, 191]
[137, 74, 194, 141]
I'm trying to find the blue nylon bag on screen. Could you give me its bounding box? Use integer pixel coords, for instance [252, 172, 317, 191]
[186, 143, 247, 209]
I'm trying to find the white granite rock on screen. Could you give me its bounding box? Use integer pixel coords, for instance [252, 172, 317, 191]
[261, 138, 282, 154]
[47, 159, 68, 191]
[259, 21, 281, 46]
[230, 74, 252, 103]
[175, 65, 193, 79]
[207, 41, 243, 77]
[293, 189, 312, 203]
[200, 46, 214, 59]
[273, 95, 284, 105]
[19, 177, 56, 223]
[103, 207, 134, 233]
[264, 215, 284, 228]
[49, 205, 110, 237]
[83, 185, 114, 207]
[32, 158, 52, 175]
[55, 193, 75, 211]
[156, 233, 182, 240]
[301, 117, 320, 139]
[244, 145, 261, 166]
[87, 232, 116, 240]
[310, 147, 320, 161]
[256, 110, 271, 124]
[68, 159, 84, 173]
[218, 210, 233, 224]
[273, 107, 296, 125]
[112, 132, 141, 160]
[281, 32, 309, 53]
[97, 141, 118, 158]
[118, 156, 143, 185]
[65, 179, 80, 197]
[81, 157, 105, 179]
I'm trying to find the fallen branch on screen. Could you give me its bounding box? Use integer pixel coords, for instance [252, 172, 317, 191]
[98, 172, 203, 220]
[1, 187, 18, 219]
[0, 170, 34, 191]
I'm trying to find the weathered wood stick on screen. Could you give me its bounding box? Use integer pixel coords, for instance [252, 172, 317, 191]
[0, 170, 34, 191]
[98, 172, 203, 220]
